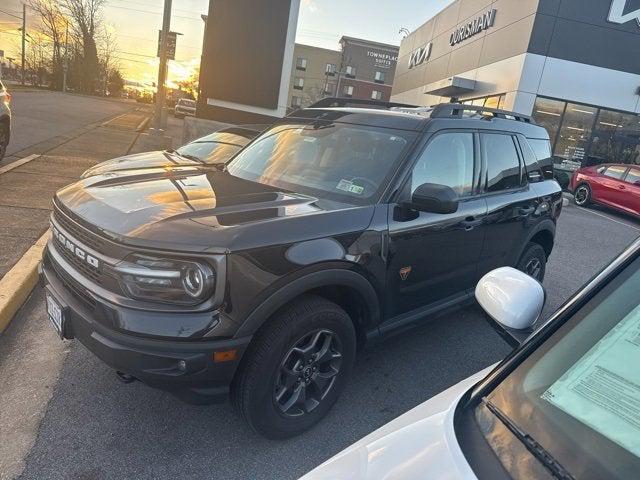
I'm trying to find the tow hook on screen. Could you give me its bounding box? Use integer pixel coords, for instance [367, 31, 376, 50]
[115, 370, 137, 384]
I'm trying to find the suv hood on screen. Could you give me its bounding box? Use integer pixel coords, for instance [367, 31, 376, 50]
[81, 150, 200, 177]
[55, 167, 374, 252]
[301, 366, 495, 480]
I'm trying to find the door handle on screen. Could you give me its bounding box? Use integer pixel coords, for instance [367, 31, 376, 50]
[461, 216, 481, 231]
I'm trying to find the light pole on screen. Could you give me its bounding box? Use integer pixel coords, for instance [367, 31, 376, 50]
[21, 3, 26, 85]
[153, 0, 172, 133]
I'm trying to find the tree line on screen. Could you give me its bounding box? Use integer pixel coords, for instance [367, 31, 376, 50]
[22, 0, 124, 96]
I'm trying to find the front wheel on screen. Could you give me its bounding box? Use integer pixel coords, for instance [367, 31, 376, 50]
[231, 295, 356, 439]
[574, 183, 591, 206]
[517, 242, 547, 282]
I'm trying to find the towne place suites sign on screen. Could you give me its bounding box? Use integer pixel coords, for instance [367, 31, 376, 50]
[450, 9, 496, 46]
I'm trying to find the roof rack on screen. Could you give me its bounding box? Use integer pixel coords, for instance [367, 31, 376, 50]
[431, 103, 533, 123]
[308, 97, 419, 110]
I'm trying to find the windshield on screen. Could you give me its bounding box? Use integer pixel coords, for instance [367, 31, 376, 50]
[480, 256, 640, 479]
[176, 141, 243, 164]
[178, 99, 196, 107]
[225, 122, 416, 204]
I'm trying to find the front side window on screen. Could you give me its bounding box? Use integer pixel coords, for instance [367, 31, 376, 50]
[483, 133, 522, 192]
[410, 132, 474, 196]
[226, 123, 416, 205]
[478, 256, 640, 480]
[603, 165, 627, 180]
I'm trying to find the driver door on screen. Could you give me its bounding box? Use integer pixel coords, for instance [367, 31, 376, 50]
[383, 131, 488, 329]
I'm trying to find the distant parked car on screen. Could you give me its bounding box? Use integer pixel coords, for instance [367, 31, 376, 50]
[81, 126, 263, 178]
[570, 164, 640, 217]
[303, 237, 640, 479]
[174, 98, 196, 118]
[0, 80, 11, 161]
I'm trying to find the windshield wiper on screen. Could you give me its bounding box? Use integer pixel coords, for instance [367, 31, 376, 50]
[482, 398, 575, 480]
[175, 152, 205, 163]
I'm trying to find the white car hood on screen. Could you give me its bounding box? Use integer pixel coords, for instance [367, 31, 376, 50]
[301, 365, 496, 480]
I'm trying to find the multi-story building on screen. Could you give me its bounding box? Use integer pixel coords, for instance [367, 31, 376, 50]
[336, 36, 399, 103]
[287, 44, 342, 112]
[288, 37, 400, 110]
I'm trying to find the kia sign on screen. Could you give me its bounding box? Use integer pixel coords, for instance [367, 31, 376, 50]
[608, 0, 640, 27]
[408, 43, 432, 69]
[450, 9, 496, 46]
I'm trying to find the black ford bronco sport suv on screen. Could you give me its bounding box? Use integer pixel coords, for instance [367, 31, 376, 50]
[41, 99, 562, 438]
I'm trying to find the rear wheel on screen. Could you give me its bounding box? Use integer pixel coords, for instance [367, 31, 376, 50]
[574, 183, 591, 206]
[231, 295, 356, 439]
[517, 242, 547, 282]
[0, 121, 9, 161]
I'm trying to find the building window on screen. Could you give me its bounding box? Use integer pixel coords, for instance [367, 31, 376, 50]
[326, 63, 337, 76]
[293, 77, 304, 90]
[554, 103, 597, 171]
[296, 58, 307, 71]
[462, 94, 505, 110]
[324, 82, 335, 96]
[371, 90, 383, 100]
[590, 109, 640, 166]
[291, 96, 302, 108]
[343, 85, 354, 97]
[345, 65, 356, 78]
[374, 71, 386, 84]
[532, 97, 565, 147]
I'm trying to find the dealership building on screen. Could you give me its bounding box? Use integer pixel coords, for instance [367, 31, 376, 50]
[391, 0, 640, 185]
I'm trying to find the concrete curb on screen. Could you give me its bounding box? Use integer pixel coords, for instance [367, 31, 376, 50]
[0, 232, 50, 334]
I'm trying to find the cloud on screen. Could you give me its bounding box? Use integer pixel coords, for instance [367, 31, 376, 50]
[302, 0, 320, 13]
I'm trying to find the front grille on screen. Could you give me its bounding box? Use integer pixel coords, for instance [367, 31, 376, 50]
[45, 251, 97, 310]
[53, 207, 107, 252]
[57, 243, 104, 285]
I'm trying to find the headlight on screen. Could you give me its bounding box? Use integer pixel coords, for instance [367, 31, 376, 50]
[112, 253, 216, 305]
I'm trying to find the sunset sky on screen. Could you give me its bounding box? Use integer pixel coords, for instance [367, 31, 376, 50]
[0, 0, 453, 87]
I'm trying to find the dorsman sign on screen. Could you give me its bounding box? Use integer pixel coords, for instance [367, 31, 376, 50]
[608, 0, 640, 27]
[450, 9, 496, 46]
[408, 43, 432, 69]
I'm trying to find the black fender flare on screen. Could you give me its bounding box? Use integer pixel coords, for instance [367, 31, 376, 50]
[234, 268, 381, 338]
[518, 219, 556, 262]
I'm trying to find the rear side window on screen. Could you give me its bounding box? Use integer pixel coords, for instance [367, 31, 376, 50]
[518, 137, 542, 183]
[604, 166, 627, 180]
[482, 134, 522, 192]
[527, 138, 554, 180]
[625, 168, 640, 185]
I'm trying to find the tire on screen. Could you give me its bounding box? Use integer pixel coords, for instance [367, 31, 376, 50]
[573, 183, 591, 206]
[0, 121, 8, 161]
[231, 295, 356, 439]
[516, 242, 547, 282]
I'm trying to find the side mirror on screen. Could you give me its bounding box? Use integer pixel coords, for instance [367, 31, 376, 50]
[475, 267, 545, 348]
[410, 183, 459, 214]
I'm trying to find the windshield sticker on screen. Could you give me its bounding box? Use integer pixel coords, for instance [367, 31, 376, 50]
[541, 305, 640, 457]
[336, 179, 365, 195]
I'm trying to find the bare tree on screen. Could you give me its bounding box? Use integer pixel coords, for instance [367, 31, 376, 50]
[26, 0, 66, 89]
[97, 24, 119, 95]
[62, 0, 106, 93]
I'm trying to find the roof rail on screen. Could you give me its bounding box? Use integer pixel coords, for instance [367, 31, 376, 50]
[431, 103, 534, 123]
[308, 97, 418, 110]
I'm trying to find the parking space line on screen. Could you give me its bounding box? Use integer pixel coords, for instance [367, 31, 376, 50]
[577, 206, 640, 232]
[0, 154, 41, 175]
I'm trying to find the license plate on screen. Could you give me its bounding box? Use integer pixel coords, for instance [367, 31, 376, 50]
[45, 291, 65, 338]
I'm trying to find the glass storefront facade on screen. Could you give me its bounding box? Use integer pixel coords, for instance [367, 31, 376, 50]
[532, 97, 640, 188]
[461, 94, 506, 110]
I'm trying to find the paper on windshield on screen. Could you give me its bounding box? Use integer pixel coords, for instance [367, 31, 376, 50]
[541, 305, 640, 457]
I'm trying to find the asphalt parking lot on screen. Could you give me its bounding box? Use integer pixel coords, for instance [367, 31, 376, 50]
[9, 200, 640, 480]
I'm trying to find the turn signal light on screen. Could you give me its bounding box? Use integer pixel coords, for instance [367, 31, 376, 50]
[213, 349, 237, 363]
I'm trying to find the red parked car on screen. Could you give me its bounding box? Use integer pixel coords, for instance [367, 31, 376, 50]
[570, 164, 640, 217]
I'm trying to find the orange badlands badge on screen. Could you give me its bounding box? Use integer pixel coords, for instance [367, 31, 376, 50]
[399, 266, 412, 281]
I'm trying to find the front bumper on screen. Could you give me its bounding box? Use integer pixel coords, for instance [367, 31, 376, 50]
[40, 247, 251, 404]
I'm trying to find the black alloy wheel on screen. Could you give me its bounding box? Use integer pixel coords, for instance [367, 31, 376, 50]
[274, 329, 343, 417]
[232, 295, 356, 439]
[517, 242, 547, 282]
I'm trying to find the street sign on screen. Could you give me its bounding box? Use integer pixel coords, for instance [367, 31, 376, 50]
[157, 31, 178, 60]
